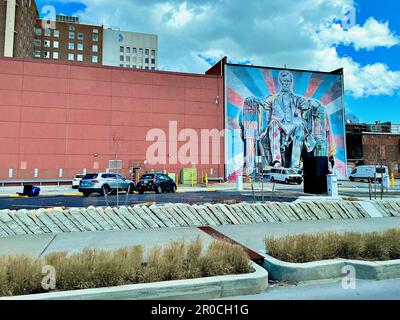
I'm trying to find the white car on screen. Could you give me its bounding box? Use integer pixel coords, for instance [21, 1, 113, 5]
[349, 165, 389, 183]
[267, 168, 303, 184]
[72, 174, 85, 189]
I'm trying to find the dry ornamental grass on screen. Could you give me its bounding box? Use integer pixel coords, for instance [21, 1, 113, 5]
[0, 237, 252, 297]
[265, 229, 400, 263]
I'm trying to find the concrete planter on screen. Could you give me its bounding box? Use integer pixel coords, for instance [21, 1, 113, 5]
[0, 262, 268, 300]
[263, 253, 400, 282]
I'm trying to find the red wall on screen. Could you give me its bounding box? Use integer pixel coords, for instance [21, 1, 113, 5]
[0, 57, 225, 181]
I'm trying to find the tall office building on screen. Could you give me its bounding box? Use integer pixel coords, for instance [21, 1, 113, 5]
[102, 28, 158, 70]
[0, 0, 38, 58]
[34, 15, 103, 64]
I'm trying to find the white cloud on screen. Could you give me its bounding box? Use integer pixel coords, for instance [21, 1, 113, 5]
[315, 17, 400, 51]
[59, 0, 400, 98]
[313, 48, 400, 98]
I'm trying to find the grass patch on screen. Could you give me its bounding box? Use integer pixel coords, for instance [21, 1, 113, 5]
[265, 229, 400, 263]
[0, 237, 252, 297]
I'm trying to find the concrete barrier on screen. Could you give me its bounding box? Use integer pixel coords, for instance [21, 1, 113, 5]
[1, 262, 268, 300]
[263, 253, 400, 282]
[1, 200, 400, 238]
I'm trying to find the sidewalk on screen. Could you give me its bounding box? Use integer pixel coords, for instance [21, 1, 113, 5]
[1, 217, 399, 258]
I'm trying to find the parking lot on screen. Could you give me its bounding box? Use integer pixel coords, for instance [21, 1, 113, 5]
[0, 179, 399, 210]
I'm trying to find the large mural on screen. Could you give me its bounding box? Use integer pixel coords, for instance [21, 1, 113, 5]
[225, 64, 346, 180]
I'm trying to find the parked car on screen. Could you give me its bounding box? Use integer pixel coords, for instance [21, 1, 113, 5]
[267, 167, 303, 184]
[78, 172, 136, 197]
[72, 174, 85, 189]
[349, 165, 389, 183]
[137, 173, 177, 194]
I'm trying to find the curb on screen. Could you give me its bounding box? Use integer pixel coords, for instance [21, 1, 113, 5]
[262, 253, 400, 282]
[0, 262, 268, 300]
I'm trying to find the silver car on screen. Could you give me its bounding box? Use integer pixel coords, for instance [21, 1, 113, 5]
[78, 172, 136, 197]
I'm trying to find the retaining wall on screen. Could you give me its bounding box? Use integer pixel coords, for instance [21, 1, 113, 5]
[1, 200, 400, 237]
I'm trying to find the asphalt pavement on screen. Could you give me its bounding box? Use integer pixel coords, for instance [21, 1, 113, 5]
[1, 180, 399, 210]
[219, 278, 400, 300]
[0, 191, 300, 210]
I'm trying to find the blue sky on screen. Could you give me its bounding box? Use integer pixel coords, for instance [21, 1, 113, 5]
[35, 0, 399, 124]
[336, 0, 400, 123]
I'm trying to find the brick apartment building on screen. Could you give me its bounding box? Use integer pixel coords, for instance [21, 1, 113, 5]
[1, 1, 157, 69]
[346, 122, 400, 177]
[34, 15, 103, 65]
[0, 0, 38, 58]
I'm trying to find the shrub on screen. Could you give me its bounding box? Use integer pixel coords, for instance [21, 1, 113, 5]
[0, 238, 252, 297]
[0, 254, 43, 297]
[265, 229, 400, 263]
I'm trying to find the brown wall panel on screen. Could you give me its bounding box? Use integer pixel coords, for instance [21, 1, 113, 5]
[0, 57, 225, 180]
[0, 106, 21, 121]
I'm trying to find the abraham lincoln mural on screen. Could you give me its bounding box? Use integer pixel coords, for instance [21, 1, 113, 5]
[225, 65, 346, 181]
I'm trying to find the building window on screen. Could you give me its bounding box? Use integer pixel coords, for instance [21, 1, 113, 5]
[120, 46, 124, 53]
[54, 30, 59, 37]
[126, 47, 131, 54]
[44, 40, 51, 48]
[93, 34, 98, 41]
[53, 41, 59, 48]
[34, 39, 41, 47]
[92, 45, 98, 52]
[126, 64, 130, 68]
[132, 65, 136, 68]
[77, 43, 84, 51]
[53, 52, 59, 60]
[77, 54, 83, 62]
[151, 67, 155, 70]
[145, 58, 149, 64]
[44, 29, 51, 37]
[93, 29, 99, 33]
[120, 56, 124, 62]
[69, 26, 75, 31]
[68, 43, 75, 50]
[120, 64, 124, 67]
[34, 28, 42, 36]
[139, 48, 143, 55]
[69, 32, 75, 39]
[34, 50, 41, 58]
[145, 66, 149, 70]
[68, 53, 74, 61]
[78, 33, 84, 40]
[151, 49, 155, 56]
[126, 56, 130, 62]
[92, 56, 98, 63]
[44, 51, 50, 59]
[132, 48, 137, 54]
[151, 58, 155, 64]
[145, 49, 149, 55]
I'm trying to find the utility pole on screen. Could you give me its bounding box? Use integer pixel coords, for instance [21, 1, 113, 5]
[112, 133, 121, 207]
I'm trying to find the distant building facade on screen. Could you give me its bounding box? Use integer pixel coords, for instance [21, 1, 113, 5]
[346, 122, 400, 177]
[1, 2, 158, 70]
[0, 0, 38, 58]
[102, 28, 158, 70]
[34, 17, 103, 65]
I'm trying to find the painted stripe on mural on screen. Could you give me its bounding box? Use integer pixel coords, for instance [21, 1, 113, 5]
[227, 68, 254, 99]
[261, 69, 276, 94]
[304, 73, 324, 98]
[230, 66, 264, 98]
[227, 87, 244, 108]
